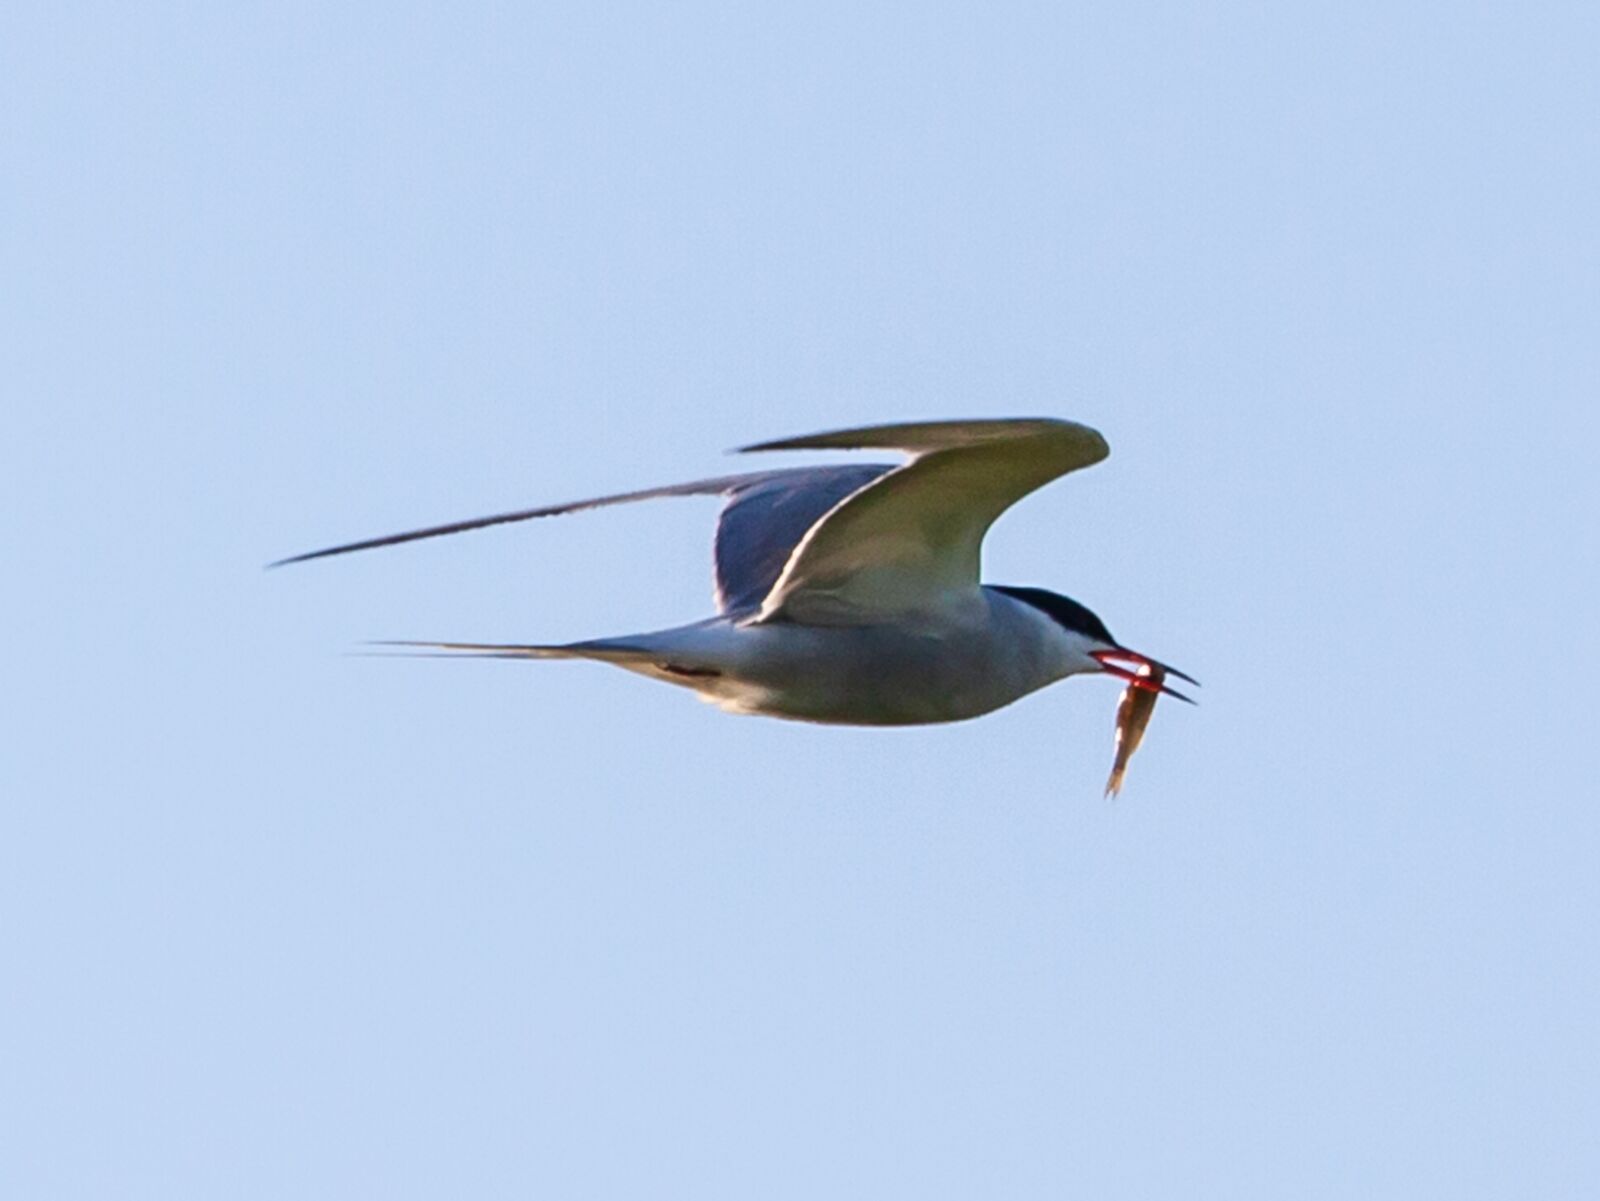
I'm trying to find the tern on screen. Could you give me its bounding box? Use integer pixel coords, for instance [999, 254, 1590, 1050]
[274, 418, 1195, 726]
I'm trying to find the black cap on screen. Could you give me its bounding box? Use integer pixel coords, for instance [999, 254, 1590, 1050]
[991, 585, 1116, 646]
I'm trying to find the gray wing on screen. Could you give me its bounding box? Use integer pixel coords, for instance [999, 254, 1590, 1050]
[270, 464, 892, 616]
[740, 418, 1110, 624]
[710, 464, 891, 612]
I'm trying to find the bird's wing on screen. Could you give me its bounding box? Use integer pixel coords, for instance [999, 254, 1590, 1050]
[740, 418, 1109, 624]
[269, 464, 893, 616]
[709, 465, 892, 612]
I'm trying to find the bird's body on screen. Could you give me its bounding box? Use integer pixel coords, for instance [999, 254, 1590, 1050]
[276, 418, 1194, 740]
[498, 585, 1087, 725]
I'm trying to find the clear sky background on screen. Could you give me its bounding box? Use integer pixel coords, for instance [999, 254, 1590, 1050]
[5, 2, 1597, 1197]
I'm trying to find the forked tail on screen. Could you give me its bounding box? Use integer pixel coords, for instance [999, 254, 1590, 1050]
[362, 638, 655, 663]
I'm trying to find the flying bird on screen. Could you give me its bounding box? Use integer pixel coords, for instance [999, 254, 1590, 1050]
[273, 418, 1195, 730]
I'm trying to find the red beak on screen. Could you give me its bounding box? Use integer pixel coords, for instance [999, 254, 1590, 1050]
[1091, 649, 1199, 704]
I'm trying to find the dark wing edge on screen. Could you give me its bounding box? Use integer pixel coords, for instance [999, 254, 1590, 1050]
[267, 463, 899, 617]
[267, 472, 787, 569]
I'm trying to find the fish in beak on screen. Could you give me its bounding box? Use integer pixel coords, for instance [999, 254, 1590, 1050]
[1091, 650, 1199, 797]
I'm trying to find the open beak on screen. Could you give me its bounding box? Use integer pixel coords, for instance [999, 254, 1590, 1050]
[1091, 648, 1200, 704]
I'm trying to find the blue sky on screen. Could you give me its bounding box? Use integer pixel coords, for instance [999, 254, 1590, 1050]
[6, 2, 1597, 1197]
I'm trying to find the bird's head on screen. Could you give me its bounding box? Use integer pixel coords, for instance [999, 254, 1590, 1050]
[993, 585, 1198, 701]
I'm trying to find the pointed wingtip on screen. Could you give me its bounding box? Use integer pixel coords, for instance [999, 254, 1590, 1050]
[731, 436, 791, 454]
[265, 542, 379, 569]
